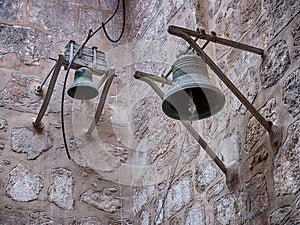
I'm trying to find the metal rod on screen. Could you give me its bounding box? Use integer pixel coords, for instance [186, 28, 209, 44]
[69, 41, 74, 64]
[35, 63, 57, 95]
[134, 71, 172, 86]
[168, 25, 264, 56]
[202, 40, 210, 49]
[164, 68, 172, 79]
[33, 54, 65, 129]
[181, 121, 227, 174]
[39, 63, 56, 88]
[92, 46, 97, 71]
[168, 26, 272, 132]
[86, 73, 115, 134]
[133, 72, 227, 174]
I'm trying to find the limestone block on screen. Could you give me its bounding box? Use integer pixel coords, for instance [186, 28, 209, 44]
[68, 217, 103, 225]
[6, 164, 43, 202]
[260, 40, 290, 88]
[203, 101, 230, 140]
[215, 0, 261, 47]
[237, 174, 269, 222]
[208, 0, 221, 18]
[207, 180, 225, 202]
[268, 206, 292, 225]
[218, 130, 241, 164]
[0, 24, 53, 64]
[147, 117, 179, 163]
[11, 127, 54, 160]
[249, 144, 268, 170]
[133, 186, 155, 215]
[264, 0, 299, 38]
[29, 212, 62, 225]
[0, 0, 22, 21]
[68, 136, 92, 169]
[274, 119, 300, 196]
[143, 9, 166, 39]
[48, 168, 74, 211]
[170, 216, 184, 224]
[195, 160, 217, 194]
[130, 96, 157, 140]
[0, 74, 41, 113]
[286, 195, 300, 224]
[109, 218, 133, 225]
[0, 118, 8, 133]
[80, 188, 121, 213]
[140, 210, 151, 225]
[78, 8, 103, 38]
[244, 98, 277, 153]
[68, 135, 128, 176]
[291, 19, 300, 60]
[165, 171, 193, 219]
[184, 199, 206, 225]
[260, 98, 278, 121]
[179, 133, 201, 164]
[100, 0, 117, 10]
[231, 67, 258, 115]
[127, 0, 163, 39]
[0, 69, 12, 92]
[52, 0, 99, 7]
[28, 1, 75, 34]
[244, 119, 261, 151]
[283, 69, 300, 117]
[214, 194, 237, 225]
[0, 73, 72, 114]
[0, 210, 26, 225]
[249, 174, 269, 215]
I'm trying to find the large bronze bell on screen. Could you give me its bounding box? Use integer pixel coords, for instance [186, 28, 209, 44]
[67, 67, 99, 100]
[162, 54, 225, 121]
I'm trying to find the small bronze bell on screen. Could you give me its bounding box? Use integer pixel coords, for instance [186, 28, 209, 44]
[67, 67, 99, 100]
[162, 54, 225, 121]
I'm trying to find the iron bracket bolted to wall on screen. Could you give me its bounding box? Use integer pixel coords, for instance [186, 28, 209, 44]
[167, 25, 283, 148]
[33, 41, 114, 136]
[134, 25, 283, 189]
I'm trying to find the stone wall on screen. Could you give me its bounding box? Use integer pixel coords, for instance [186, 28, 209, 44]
[0, 0, 299, 224]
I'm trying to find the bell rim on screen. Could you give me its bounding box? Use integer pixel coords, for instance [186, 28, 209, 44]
[67, 85, 99, 100]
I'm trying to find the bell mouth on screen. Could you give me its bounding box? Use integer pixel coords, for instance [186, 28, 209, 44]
[67, 85, 99, 100]
[162, 85, 225, 121]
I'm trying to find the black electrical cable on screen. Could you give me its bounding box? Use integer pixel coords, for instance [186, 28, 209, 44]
[102, 0, 126, 43]
[61, 0, 125, 159]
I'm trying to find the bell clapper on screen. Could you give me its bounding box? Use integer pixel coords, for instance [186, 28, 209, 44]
[187, 89, 196, 120]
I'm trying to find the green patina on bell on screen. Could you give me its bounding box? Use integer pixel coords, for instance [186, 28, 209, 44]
[162, 54, 225, 121]
[67, 67, 99, 100]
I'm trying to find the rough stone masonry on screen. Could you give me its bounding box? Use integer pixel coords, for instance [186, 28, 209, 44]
[0, 0, 299, 224]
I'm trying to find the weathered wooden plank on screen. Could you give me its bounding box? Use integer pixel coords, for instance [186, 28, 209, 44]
[64, 41, 107, 75]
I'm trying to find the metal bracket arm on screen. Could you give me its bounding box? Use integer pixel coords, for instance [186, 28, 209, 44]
[168, 25, 264, 56]
[33, 54, 65, 129]
[86, 69, 115, 135]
